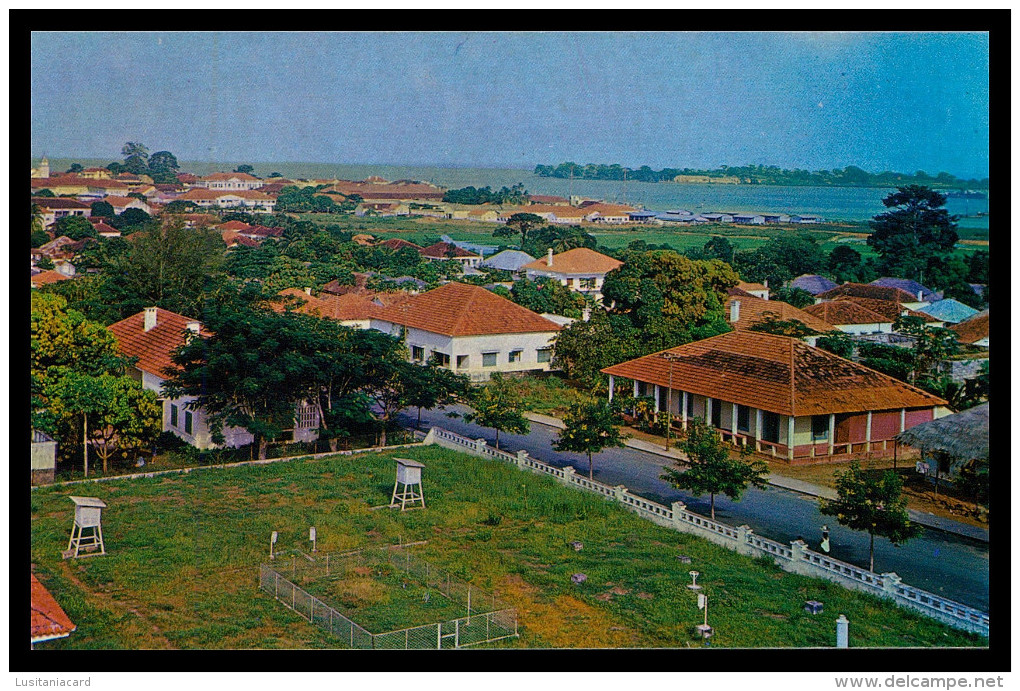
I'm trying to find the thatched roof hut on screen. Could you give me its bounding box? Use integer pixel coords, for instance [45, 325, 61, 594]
[895, 403, 989, 466]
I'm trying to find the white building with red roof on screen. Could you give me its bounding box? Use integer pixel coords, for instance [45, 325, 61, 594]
[194, 172, 265, 190]
[521, 247, 624, 301]
[108, 308, 319, 449]
[369, 282, 562, 381]
[178, 188, 276, 212]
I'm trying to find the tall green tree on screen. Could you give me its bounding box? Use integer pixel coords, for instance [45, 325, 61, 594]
[867, 186, 959, 283]
[464, 373, 531, 449]
[553, 398, 627, 479]
[660, 417, 768, 519]
[54, 215, 98, 241]
[148, 151, 181, 184]
[121, 141, 150, 161]
[493, 212, 545, 246]
[892, 315, 960, 390]
[820, 461, 921, 572]
[402, 359, 470, 429]
[551, 310, 637, 391]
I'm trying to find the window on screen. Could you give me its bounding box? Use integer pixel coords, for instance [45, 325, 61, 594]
[184, 411, 193, 435]
[432, 352, 450, 367]
[812, 415, 829, 442]
[737, 405, 750, 433]
[710, 398, 722, 429]
[636, 381, 647, 397]
[536, 348, 552, 363]
[170, 404, 178, 427]
[482, 352, 498, 367]
[457, 355, 469, 369]
[411, 345, 425, 362]
[685, 393, 695, 418]
[579, 277, 597, 290]
[509, 350, 522, 364]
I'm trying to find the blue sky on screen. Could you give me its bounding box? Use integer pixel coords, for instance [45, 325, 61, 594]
[31, 31, 989, 177]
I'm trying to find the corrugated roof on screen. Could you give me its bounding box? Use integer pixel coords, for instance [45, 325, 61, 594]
[373, 282, 562, 337]
[602, 331, 945, 417]
[31, 574, 76, 643]
[789, 274, 838, 295]
[520, 247, 624, 275]
[917, 299, 980, 324]
[481, 250, 536, 271]
[870, 278, 941, 301]
[108, 308, 206, 379]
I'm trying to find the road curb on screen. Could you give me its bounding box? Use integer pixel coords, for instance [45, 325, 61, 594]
[523, 412, 989, 543]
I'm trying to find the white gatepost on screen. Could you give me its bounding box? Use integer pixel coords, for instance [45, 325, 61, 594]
[736, 524, 754, 557]
[614, 485, 628, 504]
[882, 572, 902, 595]
[560, 465, 576, 486]
[476, 438, 487, 454]
[516, 449, 528, 469]
[671, 501, 687, 530]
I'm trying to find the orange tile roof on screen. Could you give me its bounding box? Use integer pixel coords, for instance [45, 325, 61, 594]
[581, 202, 637, 215]
[737, 280, 768, 292]
[272, 289, 390, 322]
[420, 242, 480, 259]
[725, 296, 836, 333]
[202, 172, 261, 181]
[104, 195, 143, 207]
[816, 282, 919, 304]
[31, 270, 71, 287]
[602, 330, 945, 417]
[108, 308, 207, 379]
[374, 282, 562, 337]
[801, 300, 892, 326]
[520, 247, 624, 275]
[31, 574, 76, 643]
[217, 220, 254, 231]
[377, 238, 422, 251]
[950, 311, 989, 344]
[830, 296, 940, 323]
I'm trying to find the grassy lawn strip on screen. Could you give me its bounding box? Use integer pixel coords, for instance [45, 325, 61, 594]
[31, 446, 985, 649]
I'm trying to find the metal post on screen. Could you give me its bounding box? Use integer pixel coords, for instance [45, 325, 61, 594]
[437, 623, 442, 649]
[455, 619, 460, 649]
[467, 586, 472, 624]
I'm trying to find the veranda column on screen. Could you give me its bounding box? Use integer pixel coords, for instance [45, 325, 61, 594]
[653, 385, 660, 413]
[731, 402, 739, 442]
[828, 413, 835, 457]
[705, 397, 713, 428]
[787, 415, 795, 461]
[681, 391, 688, 430]
[754, 409, 763, 452]
[865, 411, 873, 452]
[900, 408, 906, 433]
[608, 375, 615, 403]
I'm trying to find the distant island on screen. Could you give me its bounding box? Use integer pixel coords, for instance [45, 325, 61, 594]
[534, 162, 989, 191]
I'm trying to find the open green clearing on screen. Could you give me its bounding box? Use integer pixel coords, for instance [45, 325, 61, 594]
[31, 446, 985, 649]
[297, 214, 987, 258]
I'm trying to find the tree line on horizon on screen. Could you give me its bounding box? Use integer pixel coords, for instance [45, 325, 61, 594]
[533, 162, 989, 190]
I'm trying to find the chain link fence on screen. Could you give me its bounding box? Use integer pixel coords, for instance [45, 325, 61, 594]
[260, 545, 518, 649]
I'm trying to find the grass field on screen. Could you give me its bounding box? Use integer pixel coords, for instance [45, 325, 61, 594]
[30, 446, 985, 649]
[299, 213, 988, 258]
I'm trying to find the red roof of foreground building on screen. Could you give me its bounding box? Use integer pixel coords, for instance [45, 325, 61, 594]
[31, 574, 76, 643]
[108, 308, 208, 379]
[374, 282, 562, 337]
[602, 331, 945, 417]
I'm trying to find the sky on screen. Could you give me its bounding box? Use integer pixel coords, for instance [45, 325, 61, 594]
[30, 31, 990, 178]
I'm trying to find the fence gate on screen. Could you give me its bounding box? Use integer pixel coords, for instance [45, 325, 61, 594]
[438, 619, 460, 649]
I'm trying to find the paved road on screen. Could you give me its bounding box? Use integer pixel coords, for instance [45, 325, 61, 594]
[399, 405, 990, 611]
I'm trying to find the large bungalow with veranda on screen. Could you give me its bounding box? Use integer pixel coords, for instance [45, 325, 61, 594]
[602, 331, 950, 464]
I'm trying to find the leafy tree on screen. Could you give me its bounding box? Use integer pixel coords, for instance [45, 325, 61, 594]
[553, 398, 627, 479]
[522, 225, 597, 256]
[747, 316, 819, 337]
[121, 141, 150, 161]
[463, 373, 531, 449]
[109, 207, 152, 230]
[35, 188, 55, 197]
[493, 212, 545, 246]
[892, 315, 960, 389]
[826, 245, 874, 284]
[123, 155, 149, 176]
[660, 417, 768, 519]
[510, 277, 586, 317]
[857, 342, 914, 383]
[31, 202, 44, 233]
[551, 310, 637, 390]
[36, 255, 55, 269]
[106, 162, 124, 175]
[269, 172, 283, 178]
[54, 215, 97, 241]
[162, 200, 199, 214]
[955, 459, 989, 512]
[815, 331, 855, 359]
[867, 186, 959, 283]
[770, 286, 815, 309]
[164, 294, 335, 459]
[367, 358, 419, 447]
[601, 250, 737, 352]
[147, 151, 181, 183]
[733, 235, 827, 288]
[90, 200, 115, 218]
[235, 164, 255, 174]
[66, 163, 84, 174]
[820, 461, 921, 572]
[112, 217, 225, 317]
[689, 236, 735, 264]
[402, 359, 470, 429]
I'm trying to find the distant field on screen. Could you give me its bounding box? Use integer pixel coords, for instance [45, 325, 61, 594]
[298, 213, 987, 258]
[31, 446, 984, 649]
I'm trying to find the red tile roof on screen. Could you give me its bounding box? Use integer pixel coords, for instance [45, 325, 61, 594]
[108, 308, 207, 379]
[602, 331, 945, 417]
[419, 242, 480, 259]
[520, 247, 624, 275]
[801, 300, 892, 326]
[32, 197, 90, 209]
[726, 296, 836, 333]
[90, 221, 120, 235]
[31, 574, 76, 643]
[377, 238, 423, 251]
[374, 282, 562, 337]
[815, 282, 919, 304]
[949, 311, 989, 344]
[31, 270, 71, 287]
[528, 195, 570, 205]
[105, 195, 146, 208]
[216, 220, 254, 231]
[831, 296, 940, 323]
[272, 289, 390, 321]
[201, 172, 261, 181]
[242, 225, 284, 238]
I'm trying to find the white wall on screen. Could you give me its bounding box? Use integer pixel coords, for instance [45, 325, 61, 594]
[836, 322, 893, 335]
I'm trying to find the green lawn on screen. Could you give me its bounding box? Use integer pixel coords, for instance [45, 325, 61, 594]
[31, 446, 986, 649]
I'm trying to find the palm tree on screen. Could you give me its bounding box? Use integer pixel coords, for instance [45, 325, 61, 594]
[31, 202, 44, 233]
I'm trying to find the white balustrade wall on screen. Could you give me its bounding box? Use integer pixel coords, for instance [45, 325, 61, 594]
[421, 426, 989, 638]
